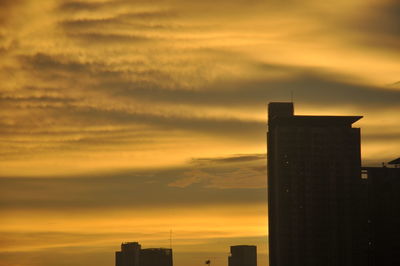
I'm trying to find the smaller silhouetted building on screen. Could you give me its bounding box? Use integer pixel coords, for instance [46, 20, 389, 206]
[363, 161, 400, 266]
[115, 242, 173, 266]
[116, 242, 141, 266]
[141, 248, 173, 266]
[228, 245, 257, 266]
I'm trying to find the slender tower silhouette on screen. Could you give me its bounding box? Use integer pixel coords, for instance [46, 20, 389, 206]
[267, 102, 366, 266]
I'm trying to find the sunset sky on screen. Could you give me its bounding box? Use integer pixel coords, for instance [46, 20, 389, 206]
[0, 0, 399, 265]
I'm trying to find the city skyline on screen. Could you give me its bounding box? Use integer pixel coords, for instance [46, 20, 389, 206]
[1, 0, 400, 266]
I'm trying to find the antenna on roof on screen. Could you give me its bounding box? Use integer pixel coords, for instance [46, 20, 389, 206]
[290, 90, 294, 103]
[169, 230, 172, 249]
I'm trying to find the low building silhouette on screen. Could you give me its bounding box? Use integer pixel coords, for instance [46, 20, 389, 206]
[116, 242, 141, 266]
[115, 242, 173, 266]
[228, 245, 257, 266]
[141, 248, 173, 266]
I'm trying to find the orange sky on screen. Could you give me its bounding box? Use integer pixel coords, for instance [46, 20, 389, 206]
[0, 0, 399, 265]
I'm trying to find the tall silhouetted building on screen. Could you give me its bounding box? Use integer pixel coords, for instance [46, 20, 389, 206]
[228, 245, 257, 266]
[363, 161, 400, 266]
[267, 102, 367, 266]
[115, 242, 173, 266]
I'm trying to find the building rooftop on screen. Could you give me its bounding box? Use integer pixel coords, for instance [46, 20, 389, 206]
[268, 102, 362, 126]
[270, 115, 363, 127]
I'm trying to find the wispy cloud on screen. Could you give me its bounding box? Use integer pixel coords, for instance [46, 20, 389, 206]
[192, 154, 266, 164]
[169, 154, 267, 189]
[0, 155, 267, 211]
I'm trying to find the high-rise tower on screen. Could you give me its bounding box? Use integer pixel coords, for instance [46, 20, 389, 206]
[267, 102, 366, 266]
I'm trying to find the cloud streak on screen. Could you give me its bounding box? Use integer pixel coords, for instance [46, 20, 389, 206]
[0, 155, 267, 211]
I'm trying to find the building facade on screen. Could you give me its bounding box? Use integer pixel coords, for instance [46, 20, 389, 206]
[267, 102, 367, 266]
[228, 245, 257, 266]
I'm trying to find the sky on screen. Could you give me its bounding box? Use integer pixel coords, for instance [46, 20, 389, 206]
[0, 0, 399, 265]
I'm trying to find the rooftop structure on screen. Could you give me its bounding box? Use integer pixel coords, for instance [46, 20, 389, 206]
[388, 157, 400, 167]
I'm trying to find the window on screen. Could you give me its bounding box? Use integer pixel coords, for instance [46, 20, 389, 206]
[361, 169, 368, 179]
